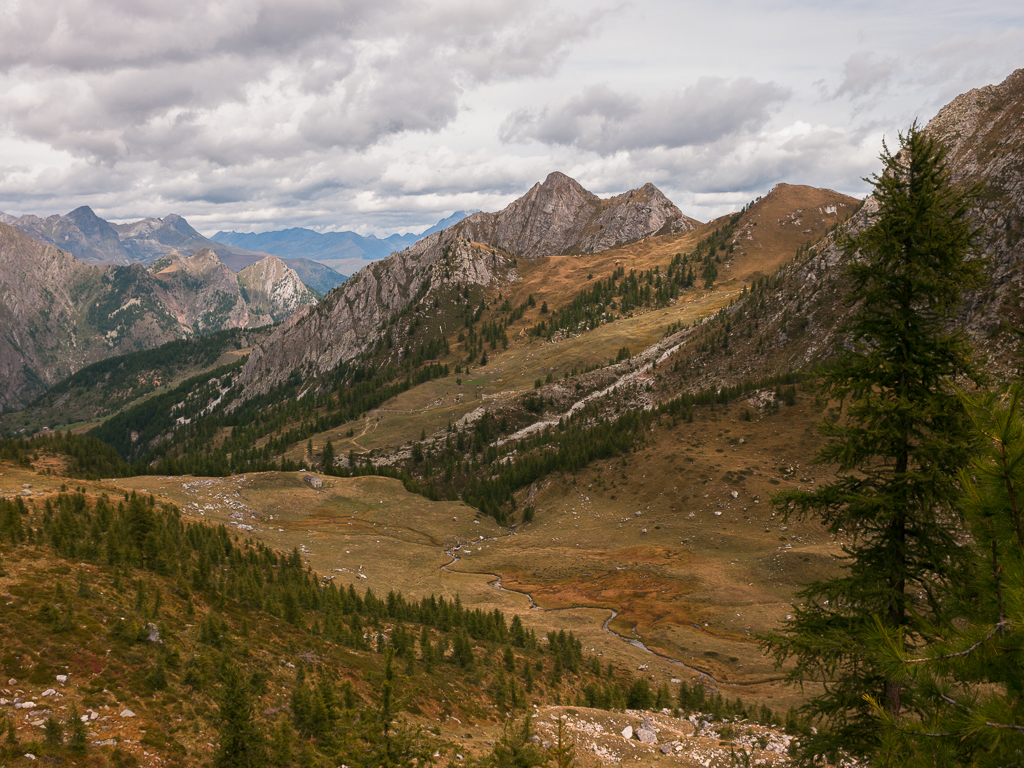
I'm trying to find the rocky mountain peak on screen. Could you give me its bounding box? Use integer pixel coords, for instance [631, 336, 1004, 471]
[238, 255, 317, 322]
[183, 247, 227, 275]
[231, 173, 697, 401]
[446, 173, 697, 260]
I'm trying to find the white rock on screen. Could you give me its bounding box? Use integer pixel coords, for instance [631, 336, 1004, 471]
[621, 725, 633, 740]
[41, 689, 57, 697]
[120, 709, 136, 718]
[55, 675, 67, 684]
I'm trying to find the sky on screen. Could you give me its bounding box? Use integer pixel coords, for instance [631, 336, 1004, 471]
[0, 0, 1021, 237]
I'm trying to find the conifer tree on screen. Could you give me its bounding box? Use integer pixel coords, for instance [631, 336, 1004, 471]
[215, 662, 267, 768]
[761, 123, 985, 763]
[871, 386, 1024, 766]
[321, 441, 334, 475]
[548, 716, 577, 768]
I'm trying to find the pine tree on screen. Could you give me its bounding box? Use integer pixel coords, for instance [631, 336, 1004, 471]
[474, 715, 547, 768]
[214, 662, 267, 768]
[871, 386, 1024, 766]
[548, 716, 577, 768]
[760, 123, 986, 763]
[357, 649, 436, 768]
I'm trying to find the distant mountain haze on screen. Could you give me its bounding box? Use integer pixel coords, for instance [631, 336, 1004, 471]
[211, 210, 476, 276]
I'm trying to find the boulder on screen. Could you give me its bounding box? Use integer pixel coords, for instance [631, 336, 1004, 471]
[621, 725, 633, 740]
[636, 718, 658, 745]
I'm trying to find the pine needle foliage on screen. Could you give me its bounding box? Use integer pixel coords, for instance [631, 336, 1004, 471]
[760, 123, 986, 764]
[870, 386, 1024, 767]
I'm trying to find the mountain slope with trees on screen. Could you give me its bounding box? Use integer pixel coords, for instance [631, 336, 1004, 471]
[0, 228, 317, 412]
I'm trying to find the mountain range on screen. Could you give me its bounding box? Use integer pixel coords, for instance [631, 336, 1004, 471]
[0, 207, 350, 295]
[211, 210, 474, 276]
[235, 172, 699, 398]
[0, 226, 316, 411]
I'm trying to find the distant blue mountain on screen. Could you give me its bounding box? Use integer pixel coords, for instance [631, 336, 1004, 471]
[212, 211, 474, 264]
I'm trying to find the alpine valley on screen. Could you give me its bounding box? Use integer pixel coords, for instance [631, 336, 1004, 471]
[1, 68, 1023, 768]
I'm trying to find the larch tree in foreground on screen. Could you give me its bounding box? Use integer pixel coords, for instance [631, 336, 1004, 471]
[761, 123, 985, 764]
[871, 385, 1024, 767]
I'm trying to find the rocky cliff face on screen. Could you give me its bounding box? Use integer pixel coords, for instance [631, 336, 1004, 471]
[232, 174, 695, 400]
[237, 255, 318, 322]
[235, 238, 510, 398]
[0, 231, 319, 411]
[924, 67, 1024, 350]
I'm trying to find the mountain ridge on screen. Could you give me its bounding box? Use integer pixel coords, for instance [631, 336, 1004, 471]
[0, 228, 318, 411]
[211, 210, 476, 270]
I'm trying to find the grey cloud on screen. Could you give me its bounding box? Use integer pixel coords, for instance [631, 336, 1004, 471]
[0, 0, 605, 168]
[499, 78, 791, 155]
[0, 0, 380, 71]
[299, 49, 462, 150]
[831, 51, 899, 100]
[441, 4, 610, 83]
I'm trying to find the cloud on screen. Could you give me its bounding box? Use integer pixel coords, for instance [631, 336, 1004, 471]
[499, 78, 791, 155]
[830, 51, 900, 101]
[0, 0, 606, 166]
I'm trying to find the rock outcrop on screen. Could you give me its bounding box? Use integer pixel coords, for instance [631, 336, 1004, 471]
[237, 255, 318, 322]
[452, 172, 697, 259]
[924, 67, 1024, 350]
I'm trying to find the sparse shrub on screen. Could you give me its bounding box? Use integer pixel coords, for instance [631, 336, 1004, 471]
[28, 660, 53, 685]
[66, 704, 87, 755]
[44, 715, 64, 746]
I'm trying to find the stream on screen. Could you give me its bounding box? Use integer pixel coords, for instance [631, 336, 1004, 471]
[440, 534, 762, 689]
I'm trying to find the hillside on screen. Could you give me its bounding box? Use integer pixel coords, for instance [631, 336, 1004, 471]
[0, 229, 317, 412]
[0, 456, 805, 768]
[651, 67, 1024, 397]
